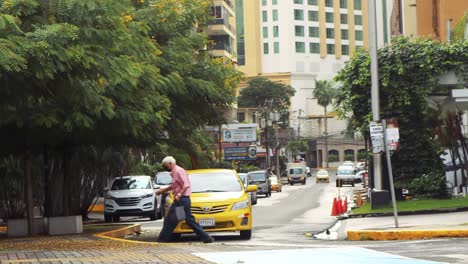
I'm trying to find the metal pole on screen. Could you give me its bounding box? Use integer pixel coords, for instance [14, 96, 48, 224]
[266, 126, 270, 169]
[382, 119, 399, 228]
[446, 19, 452, 42]
[369, 0, 383, 190]
[275, 125, 280, 177]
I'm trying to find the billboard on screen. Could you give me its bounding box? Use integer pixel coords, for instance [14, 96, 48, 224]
[222, 123, 257, 143]
[224, 146, 257, 161]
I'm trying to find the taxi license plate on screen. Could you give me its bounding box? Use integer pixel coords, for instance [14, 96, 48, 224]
[199, 218, 215, 227]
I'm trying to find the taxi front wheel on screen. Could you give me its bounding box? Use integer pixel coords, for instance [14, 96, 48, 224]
[240, 230, 252, 239]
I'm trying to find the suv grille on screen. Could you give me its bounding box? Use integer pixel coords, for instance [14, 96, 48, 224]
[115, 197, 141, 206]
[191, 204, 229, 214]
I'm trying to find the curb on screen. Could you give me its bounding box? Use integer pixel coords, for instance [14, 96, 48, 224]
[347, 229, 468, 241]
[348, 206, 468, 218]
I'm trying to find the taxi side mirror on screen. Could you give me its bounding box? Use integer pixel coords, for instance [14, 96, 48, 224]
[246, 185, 258, 192]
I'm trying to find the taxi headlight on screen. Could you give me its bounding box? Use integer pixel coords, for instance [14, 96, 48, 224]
[231, 199, 249, 211]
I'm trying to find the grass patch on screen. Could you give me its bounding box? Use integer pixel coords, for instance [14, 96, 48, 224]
[352, 196, 468, 214]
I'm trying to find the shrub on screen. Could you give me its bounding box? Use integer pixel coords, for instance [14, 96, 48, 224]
[328, 154, 338, 162]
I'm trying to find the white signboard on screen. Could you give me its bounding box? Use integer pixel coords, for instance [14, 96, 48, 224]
[222, 123, 257, 143]
[370, 122, 384, 153]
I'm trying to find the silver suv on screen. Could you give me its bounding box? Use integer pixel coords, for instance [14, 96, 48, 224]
[247, 170, 271, 197]
[104, 175, 161, 222]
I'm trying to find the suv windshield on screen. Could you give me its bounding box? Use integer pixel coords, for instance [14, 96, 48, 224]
[248, 172, 266, 183]
[111, 177, 151, 190]
[190, 171, 242, 193]
[289, 168, 303, 174]
[338, 170, 354, 175]
[155, 172, 172, 185]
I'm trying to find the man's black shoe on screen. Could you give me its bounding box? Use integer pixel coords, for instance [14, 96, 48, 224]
[203, 237, 215, 243]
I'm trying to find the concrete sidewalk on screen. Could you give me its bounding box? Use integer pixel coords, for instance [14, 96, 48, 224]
[344, 210, 468, 240]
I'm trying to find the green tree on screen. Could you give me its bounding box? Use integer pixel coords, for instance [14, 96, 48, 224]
[335, 37, 468, 198]
[313, 80, 337, 168]
[286, 140, 309, 160]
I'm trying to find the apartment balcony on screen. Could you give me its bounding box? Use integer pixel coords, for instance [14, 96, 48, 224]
[207, 18, 236, 39]
[210, 42, 237, 62]
[212, 0, 235, 16]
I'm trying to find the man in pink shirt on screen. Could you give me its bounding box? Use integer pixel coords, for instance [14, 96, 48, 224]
[156, 156, 214, 243]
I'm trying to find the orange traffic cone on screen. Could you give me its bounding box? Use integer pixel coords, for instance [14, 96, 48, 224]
[343, 197, 348, 213]
[336, 197, 343, 214]
[331, 197, 339, 216]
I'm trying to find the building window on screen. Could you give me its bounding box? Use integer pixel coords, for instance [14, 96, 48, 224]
[262, 10, 268, 22]
[341, 29, 348, 40]
[264, 43, 269, 54]
[294, 0, 303, 3]
[295, 25, 305, 37]
[325, 0, 333, 7]
[273, 10, 278, 21]
[325, 12, 334, 23]
[309, 43, 320, 54]
[326, 28, 334, 38]
[262, 0, 267, 6]
[263, 27, 268, 38]
[272, 0, 278, 4]
[327, 44, 335, 54]
[342, 44, 349, 55]
[295, 42, 306, 53]
[340, 14, 348, 24]
[273, 26, 279, 37]
[354, 0, 361, 10]
[340, 0, 347, 8]
[354, 14, 362, 25]
[308, 10, 318, 21]
[274, 42, 280, 53]
[212, 6, 223, 19]
[237, 112, 246, 122]
[355, 30, 363, 40]
[294, 9, 304, 20]
[308, 0, 318, 4]
[309, 26, 319, 37]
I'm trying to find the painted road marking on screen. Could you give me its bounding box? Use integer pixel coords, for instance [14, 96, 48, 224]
[193, 247, 445, 264]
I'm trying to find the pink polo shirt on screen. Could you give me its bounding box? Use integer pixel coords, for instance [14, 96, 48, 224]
[171, 165, 192, 196]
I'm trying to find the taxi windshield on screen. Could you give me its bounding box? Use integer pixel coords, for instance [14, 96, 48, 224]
[190, 171, 242, 193]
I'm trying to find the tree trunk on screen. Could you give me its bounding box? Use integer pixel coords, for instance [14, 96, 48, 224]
[24, 151, 34, 235]
[324, 106, 328, 168]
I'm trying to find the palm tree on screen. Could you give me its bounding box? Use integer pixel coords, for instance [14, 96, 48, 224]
[313, 80, 337, 168]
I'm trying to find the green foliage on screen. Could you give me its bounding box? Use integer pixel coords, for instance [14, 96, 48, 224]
[286, 140, 309, 159]
[335, 37, 468, 197]
[344, 154, 354, 161]
[328, 154, 338, 162]
[452, 13, 467, 41]
[238, 164, 259, 173]
[0, 156, 25, 219]
[314, 80, 337, 109]
[408, 171, 449, 199]
[209, 160, 234, 169]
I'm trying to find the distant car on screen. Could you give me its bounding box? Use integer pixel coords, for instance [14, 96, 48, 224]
[164, 169, 257, 239]
[354, 170, 368, 183]
[315, 169, 330, 183]
[247, 170, 272, 197]
[336, 165, 355, 187]
[239, 173, 257, 205]
[270, 175, 282, 192]
[356, 162, 367, 171]
[104, 175, 161, 222]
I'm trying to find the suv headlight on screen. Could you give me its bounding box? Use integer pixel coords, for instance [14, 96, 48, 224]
[105, 194, 116, 200]
[141, 193, 153, 199]
[231, 199, 249, 211]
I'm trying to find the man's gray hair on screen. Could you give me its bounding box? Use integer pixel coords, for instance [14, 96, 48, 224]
[162, 156, 176, 165]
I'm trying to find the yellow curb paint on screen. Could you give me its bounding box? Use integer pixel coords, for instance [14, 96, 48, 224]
[347, 229, 468, 241]
[88, 203, 104, 213]
[0, 226, 6, 232]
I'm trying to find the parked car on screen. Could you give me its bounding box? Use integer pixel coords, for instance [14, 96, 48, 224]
[247, 170, 272, 197]
[238, 173, 257, 205]
[270, 175, 282, 192]
[354, 170, 368, 183]
[164, 169, 257, 239]
[336, 165, 355, 187]
[154, 171, 173, 216]
[315, 169, 330, 183]
[104, 175, 161, 222]
[342, 161, 356, 172]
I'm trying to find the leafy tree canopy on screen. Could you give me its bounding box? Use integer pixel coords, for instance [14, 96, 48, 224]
[335, 36, 468, 198]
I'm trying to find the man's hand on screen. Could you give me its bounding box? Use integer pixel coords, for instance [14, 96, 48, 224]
[156, 189, 164, 195]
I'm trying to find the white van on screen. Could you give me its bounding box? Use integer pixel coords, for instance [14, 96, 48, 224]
[336, 165, 355, 187]
[104, 175, 161, 222]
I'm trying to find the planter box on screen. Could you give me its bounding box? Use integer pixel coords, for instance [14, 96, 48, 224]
[47, 215, 83, 235]
[7, 218, 45, 237]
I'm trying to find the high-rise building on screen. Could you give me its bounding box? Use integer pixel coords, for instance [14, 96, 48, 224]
[208, 0, 238, 63]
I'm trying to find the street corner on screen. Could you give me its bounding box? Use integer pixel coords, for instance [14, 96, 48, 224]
[347, 229, 468, 241]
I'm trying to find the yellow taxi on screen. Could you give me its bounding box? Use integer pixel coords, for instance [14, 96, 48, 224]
[270, 175, 282, 192]
[316, 169, 330, 183]
[164, 169, 257, 239]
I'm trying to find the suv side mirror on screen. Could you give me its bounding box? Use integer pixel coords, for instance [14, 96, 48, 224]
[153, 184, 160, 190]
